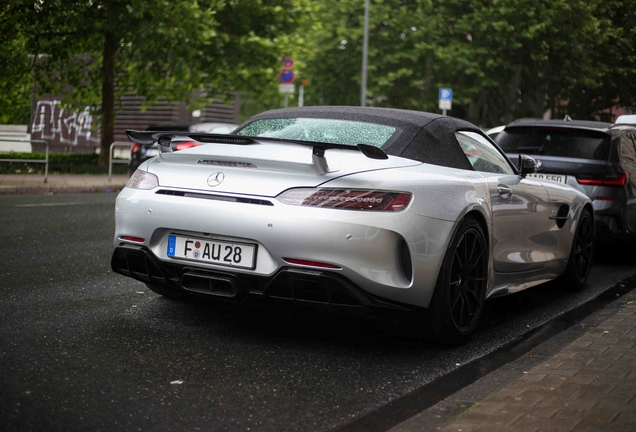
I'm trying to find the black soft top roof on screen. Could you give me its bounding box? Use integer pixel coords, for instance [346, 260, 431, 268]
[241, 106, 484, 171]
[246, 106, 478, 130]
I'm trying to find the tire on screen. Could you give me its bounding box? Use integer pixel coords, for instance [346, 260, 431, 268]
[426, 216, 488, 344]
[145, 283, 189, 300]
[560, 208, 594, 290]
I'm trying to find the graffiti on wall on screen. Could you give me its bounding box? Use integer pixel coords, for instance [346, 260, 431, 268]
[31, 99, 100, 147]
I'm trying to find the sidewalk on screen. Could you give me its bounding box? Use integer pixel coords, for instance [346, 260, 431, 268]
[391, 288, 636, 432]
[0, 173, 129, 195]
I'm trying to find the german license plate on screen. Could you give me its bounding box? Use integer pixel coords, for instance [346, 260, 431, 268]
[167, 235, 256, 269]
[145, 148, 159, 157]
[526, 173, 567, 184]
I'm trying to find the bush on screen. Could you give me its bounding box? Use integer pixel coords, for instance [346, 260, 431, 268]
[0, 152, 128, 174]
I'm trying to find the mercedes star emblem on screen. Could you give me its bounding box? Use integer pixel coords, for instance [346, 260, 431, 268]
[207, 172, 225, 187]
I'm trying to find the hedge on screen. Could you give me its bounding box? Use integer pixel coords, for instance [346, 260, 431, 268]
[0, 152, 128, 174]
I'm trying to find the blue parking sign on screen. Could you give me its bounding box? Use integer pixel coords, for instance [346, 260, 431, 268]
[439, 88, 452, 101]
[439, 88, 452, 112]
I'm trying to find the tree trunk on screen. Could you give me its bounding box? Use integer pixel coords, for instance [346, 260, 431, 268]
[99, 30, 117, 167]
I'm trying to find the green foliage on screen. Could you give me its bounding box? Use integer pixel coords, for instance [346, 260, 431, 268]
[301, 0, 636, 126]
[0, 9, 33, 124]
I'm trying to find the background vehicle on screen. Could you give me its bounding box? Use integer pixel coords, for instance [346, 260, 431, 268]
[495, 118, 636, 245]
[127, 122, 238, 175]
[113, 107, 593, 343]
[485, 125, 505, 140]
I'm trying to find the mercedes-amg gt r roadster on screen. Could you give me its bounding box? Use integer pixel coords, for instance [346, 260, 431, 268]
[111, 106, 594, 343]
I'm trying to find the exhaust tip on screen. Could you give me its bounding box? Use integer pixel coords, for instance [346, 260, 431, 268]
[181, 271, 244, 299]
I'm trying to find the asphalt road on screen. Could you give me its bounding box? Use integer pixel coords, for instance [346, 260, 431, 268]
[1, 193, 635, 432]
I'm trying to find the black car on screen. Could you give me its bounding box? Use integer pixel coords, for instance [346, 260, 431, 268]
[128, 122, 238, 175]
[495, 117, 636, 244]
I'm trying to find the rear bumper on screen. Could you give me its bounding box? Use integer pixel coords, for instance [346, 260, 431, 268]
[113, 187, 457, 308]
[593, 200, 636, 244]
[111, 244, 413, 314]
[595, 214, 636, 244]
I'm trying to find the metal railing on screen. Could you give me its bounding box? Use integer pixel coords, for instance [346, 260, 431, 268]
[108, 141, 132, 182]
[0, 139, 50, 182]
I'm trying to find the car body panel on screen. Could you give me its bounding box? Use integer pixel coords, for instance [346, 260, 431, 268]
[479, 173, 551, 272]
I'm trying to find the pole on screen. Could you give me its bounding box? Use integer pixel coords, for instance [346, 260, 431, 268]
[360, 0, 370, 107]
[299, 84, 304, 107]
[284, 94, 289, 108]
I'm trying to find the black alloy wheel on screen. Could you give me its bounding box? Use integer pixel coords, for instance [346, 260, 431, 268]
[427, 216, 488, 344]
[562, 208, 594, 290]
[448, 225, 488, 333]
[574, 211, 594, 281]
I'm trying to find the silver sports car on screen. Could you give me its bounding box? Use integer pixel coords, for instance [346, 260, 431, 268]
[112, 106, 594, 343]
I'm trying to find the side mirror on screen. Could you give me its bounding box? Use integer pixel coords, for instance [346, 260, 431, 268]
[518, 154, 537, 175]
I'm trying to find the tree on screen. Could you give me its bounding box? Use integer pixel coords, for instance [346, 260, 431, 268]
[1, 0, 308, 165]
[0, 6, 35, 124]
[301, 0, 636, 126]
[556, 0, 636, 121]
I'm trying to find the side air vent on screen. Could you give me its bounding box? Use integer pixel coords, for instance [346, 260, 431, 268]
[197, 160, 257, 168]
[550, 204, 570, 229]
[399, 239, 413, 283]
[156, 189, 274, 206]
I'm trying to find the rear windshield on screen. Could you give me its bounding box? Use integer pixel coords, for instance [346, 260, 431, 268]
[235, 118, 397, 148]
[496, 127, 611, 161]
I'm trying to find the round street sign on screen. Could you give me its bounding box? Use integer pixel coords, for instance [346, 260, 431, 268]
[281, 56, 295, 68]
[279, 69, 295, 83]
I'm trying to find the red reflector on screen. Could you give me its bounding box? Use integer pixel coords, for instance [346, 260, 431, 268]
[121, 236, 145, 243]
[577, 171, 629, 187]
[283, 258, 341, 269]
[131, 143, 140, 155]
[175, 141, 200, 151]
[596, 196, 620, 201]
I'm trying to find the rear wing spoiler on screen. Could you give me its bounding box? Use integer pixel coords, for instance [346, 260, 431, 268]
[126, 130, 255, 147]
[125, 130, 389, 161]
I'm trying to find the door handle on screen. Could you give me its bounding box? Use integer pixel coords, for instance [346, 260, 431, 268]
[498, 185, 512, 198]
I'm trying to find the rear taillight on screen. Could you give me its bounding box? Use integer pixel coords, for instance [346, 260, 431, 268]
[130, 143, 140, 155]
[127, 170, 159, 190]
[277, 188, 412, 211]
[577, 171, 629, 187]
[175, 141, 200, 151]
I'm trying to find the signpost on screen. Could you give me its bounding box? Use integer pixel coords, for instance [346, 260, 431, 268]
[299, 79, 307, 107]
[439, 88, 452, 115]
